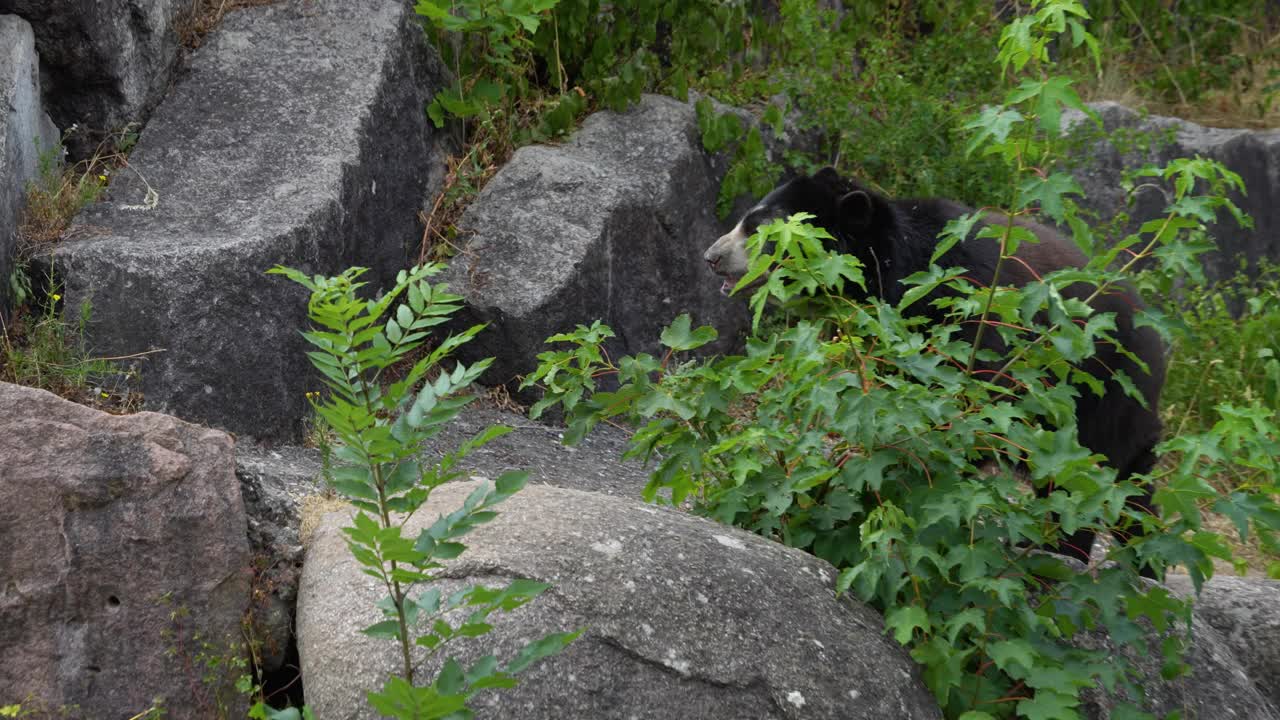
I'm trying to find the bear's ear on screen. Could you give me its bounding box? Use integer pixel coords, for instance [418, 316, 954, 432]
[838, 190, 876, 230]
[813, 166, 842, 185]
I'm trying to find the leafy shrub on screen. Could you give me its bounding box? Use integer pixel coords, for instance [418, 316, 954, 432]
[522, 2, 1280, 718]
[270, 263, 578, 718]
[415, 0, 749, 141]
[414, 0, 1024, 250]
[675, 0, 1022, 218]
[1159, 260, 1280, 439]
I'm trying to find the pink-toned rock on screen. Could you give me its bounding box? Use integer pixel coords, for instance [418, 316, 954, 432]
[0, 382, 250, 719]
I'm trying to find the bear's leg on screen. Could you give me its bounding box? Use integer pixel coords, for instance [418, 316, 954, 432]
[1032, 478, 1098, 565]
[1051, 526, 1097, 567]
[1109, 446, 1160, 580]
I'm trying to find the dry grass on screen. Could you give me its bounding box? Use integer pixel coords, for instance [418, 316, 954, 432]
[1146, 27, 1280, 129]
[1080, 13, 1280, 129]
[1201, 510, 1276, 577]
[298, 492, 349, 547]
[175, 0, 281, 49]
[415, 87, 576, 264]
[480, 382, 527, 414]
[15, 129, 138, 260]
[416, 148, 501, 265]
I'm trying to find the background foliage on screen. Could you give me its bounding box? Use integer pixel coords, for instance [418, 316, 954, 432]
[516, 2, 1280, 719]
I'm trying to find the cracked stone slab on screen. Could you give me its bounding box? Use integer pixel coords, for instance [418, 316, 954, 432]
[0, 14, 59, 315]
[440, 93, 766, 387]
[52, 0, 454, 440]
[298, 480, 942, 719]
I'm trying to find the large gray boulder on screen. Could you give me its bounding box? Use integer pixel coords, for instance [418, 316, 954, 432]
[298, 480, 943, 720]
[0, 381, 251, 719]
[0, 14, 59, 312]
[441, 94, 756, 386]
[0, 0, 183, 158]
[52, 0, 454, 441]
[236, 405, 650, 588]
[1067, 102, 1280, 286]
[236, 404, 650, 672]
[1165, 574, 1280, 711]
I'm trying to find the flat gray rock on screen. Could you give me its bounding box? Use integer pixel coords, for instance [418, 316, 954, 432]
[0, 14, 58, 313]
[0, 0, 182, 158]
[53, 0, 454, 440]
[441, 94, 755, 386]
[0, 382, 250, 719]
[1078, 600, 1279, 720]
[1036, 557, 1280, 720]
[1067, 102, 1280, 287]
[298, 480, 943, 720]
[417, 404, 652, 499]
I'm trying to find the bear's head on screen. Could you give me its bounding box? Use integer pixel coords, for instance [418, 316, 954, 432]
[703, 167, 897, 298]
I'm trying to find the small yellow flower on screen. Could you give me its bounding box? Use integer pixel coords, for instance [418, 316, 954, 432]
[98, 174, 107, 181]
[100, 392, 110, 398]
[51, 293, 62, 301]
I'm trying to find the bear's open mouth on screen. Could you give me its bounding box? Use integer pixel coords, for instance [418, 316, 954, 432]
[717, 273, 766, 297]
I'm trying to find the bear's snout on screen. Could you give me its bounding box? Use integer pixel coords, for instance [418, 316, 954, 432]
[704, 230, 744, 277]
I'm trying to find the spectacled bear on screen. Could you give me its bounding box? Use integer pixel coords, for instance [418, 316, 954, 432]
[704, 167, 1166, 575]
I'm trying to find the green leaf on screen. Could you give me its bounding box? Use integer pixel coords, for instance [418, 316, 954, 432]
[933, 212, 984, 264]
[1019, 172, 1083, 221]
[505, 630, 583, 674]
[330, 465, 378, 501]
[1036, 76, 1089, 133]
[494, 470, 530, 498]
[964, 105, 1023, 156]
[987, 638, 1036, 676]
[660, 314, 718, 351]
[361, 620, 402, 640]
[436, 657, 466, 696]
[1153, 472, 1217, 522]
[885, 605, 930, 645]
[432, 541, 467, 560]
[504, 578, 552, 598]
[384, 460, 421, 497]
[1016, 688, 1080, 720]
[472, 79, 505, 105]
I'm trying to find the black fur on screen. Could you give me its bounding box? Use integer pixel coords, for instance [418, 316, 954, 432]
[705, 168, 1167, 574]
